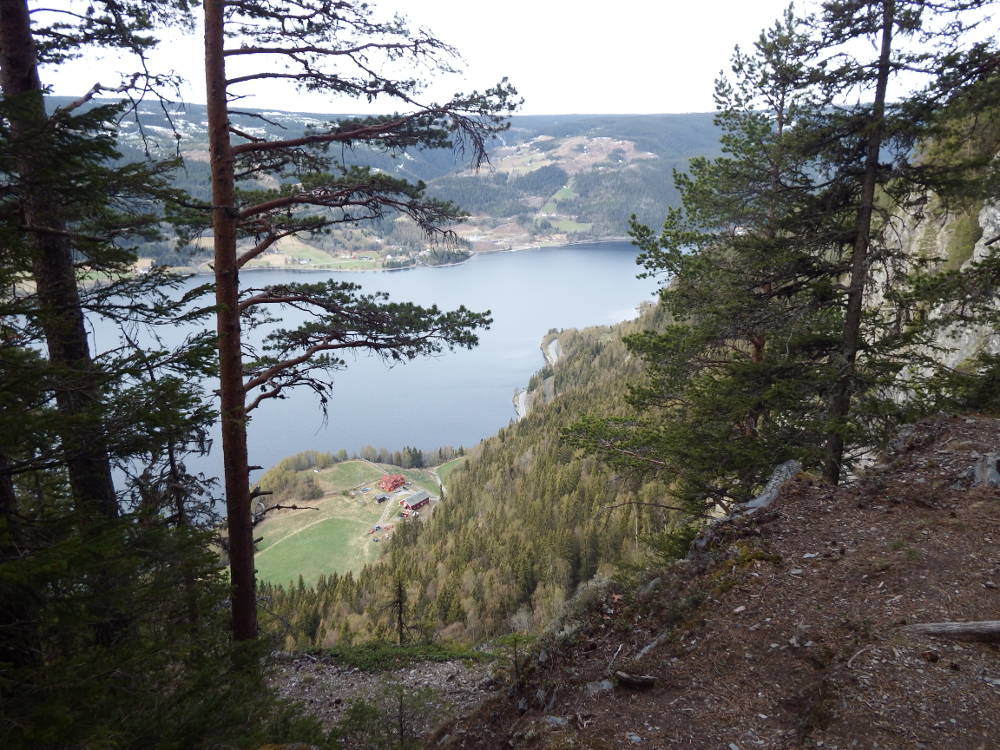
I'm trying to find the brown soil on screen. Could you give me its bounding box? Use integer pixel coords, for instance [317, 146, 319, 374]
[435, 415, 1000, 749]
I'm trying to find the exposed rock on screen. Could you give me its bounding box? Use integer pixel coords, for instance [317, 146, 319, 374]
[972, 453, 1000, 487]
[542, 375, 556, 404]
[585, 679, 615, 696]
[544, 337, 562, 367]
[542, 715, 569, 729]
[614, 671, 657, 689]
[742, 459, 802, 513]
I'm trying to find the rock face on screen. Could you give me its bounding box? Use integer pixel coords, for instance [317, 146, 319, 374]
[972, 453, 1000, 488]
[881, 198, 1000, 370]
[926, 201, 1000, 368]
[513, 335, 562, 420]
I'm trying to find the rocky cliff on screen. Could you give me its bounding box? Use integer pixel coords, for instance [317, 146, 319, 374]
[888, 197, 1000, 369]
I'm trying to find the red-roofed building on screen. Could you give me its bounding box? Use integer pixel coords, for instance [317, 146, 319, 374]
[378, 474, 406, 492]
[399, 491, 430, 511]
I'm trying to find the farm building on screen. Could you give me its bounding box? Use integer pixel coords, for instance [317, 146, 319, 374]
[378, 474, 405, 492]
[399, 490, 430, 511]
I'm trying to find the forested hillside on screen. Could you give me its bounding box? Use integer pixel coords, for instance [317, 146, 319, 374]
[68, 98, 720, 265]
[260, 303, 686, 647]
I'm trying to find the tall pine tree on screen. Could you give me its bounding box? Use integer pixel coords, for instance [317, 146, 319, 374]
[196, 0, 517, 641]
[568, 1, 1000, 513]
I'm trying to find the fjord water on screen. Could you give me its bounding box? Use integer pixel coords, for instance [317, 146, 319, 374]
[102, 242, 659, 479]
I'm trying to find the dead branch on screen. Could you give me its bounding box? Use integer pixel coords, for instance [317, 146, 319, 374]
[55, 73, 141, 113]
[902, 620, 1000, 642]
[614, 671, 657, 689]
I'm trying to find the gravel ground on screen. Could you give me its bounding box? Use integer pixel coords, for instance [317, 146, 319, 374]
[267, 652, 498, 737]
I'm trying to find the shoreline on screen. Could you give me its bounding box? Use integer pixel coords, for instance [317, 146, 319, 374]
[167, 236, 633, 277]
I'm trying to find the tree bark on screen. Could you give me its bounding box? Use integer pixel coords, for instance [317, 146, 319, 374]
[823, 0, 895, 485]
[0, 453, 39, 670]
[204, 0, 258, 642]
[0, 0, 118, 521]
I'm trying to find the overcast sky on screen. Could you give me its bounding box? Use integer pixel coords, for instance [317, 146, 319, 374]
[45, 0, 803, 115]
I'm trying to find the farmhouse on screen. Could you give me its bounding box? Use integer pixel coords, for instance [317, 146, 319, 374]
[399, 490, 430, 511]
[378, 474, 405, 492]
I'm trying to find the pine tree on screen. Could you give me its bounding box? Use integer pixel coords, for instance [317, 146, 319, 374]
[568, 1, 1000, 512]
[0, 4, 325, 746]
[197, 0, 517, 641]
[566, 12, 839, 510]
[801, 0, 999, 481]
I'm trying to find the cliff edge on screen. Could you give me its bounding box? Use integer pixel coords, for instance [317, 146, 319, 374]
[437, 415, 1000, 749]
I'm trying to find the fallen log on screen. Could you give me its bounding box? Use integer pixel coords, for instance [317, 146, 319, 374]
[902, 620, 1000, 642]
[614, 671, 657, 689]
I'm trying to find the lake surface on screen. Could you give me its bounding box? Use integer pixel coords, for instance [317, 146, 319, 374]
[94, 242, 660, 480]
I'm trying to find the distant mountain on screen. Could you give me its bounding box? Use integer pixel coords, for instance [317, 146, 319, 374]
[51, 97, 722, 264]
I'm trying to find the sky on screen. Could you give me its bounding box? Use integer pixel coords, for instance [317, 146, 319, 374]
[44, 0, 802, 115]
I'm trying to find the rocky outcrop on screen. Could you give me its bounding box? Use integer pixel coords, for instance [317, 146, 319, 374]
[513, 334, 563, 420]
[882, 198, 1000, 370]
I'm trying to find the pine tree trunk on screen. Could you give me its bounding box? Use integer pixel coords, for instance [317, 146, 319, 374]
[0, 453, 38, 670]
[0, 0, 118, 521]
[204, 0, 258, 641]
[824, 0, 895, 485]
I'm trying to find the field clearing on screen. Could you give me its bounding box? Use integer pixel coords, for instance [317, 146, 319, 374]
[552, 218, 592, 233]
[325, 258, 383, 270]
[254, 459, 449, 586]
[255, 490, 385, 585]
[543, 186, 577, 213]
[313, 460, 384, 492]
[437, 456, 467, 485]
[274, 235, 337, 263]
[256, 513, 382, 585]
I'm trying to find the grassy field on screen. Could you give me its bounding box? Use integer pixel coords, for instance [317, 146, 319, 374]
[255, 489, 385, 585]
[542, 185, 578, 213]
[552, 218, 592, 233]
[437, 456, 468, 486]
[326, 258, 383, 270]
[313, 460, 384, 493]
